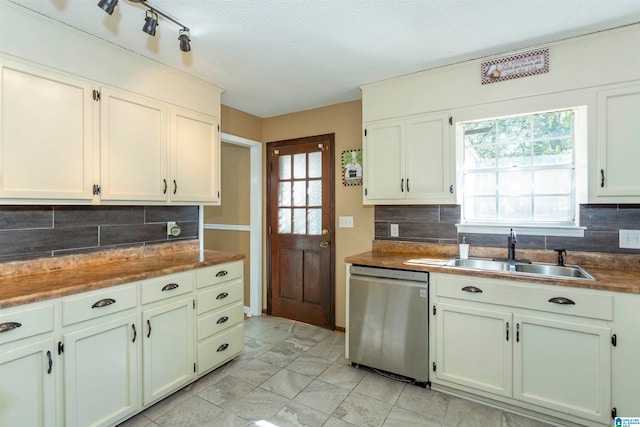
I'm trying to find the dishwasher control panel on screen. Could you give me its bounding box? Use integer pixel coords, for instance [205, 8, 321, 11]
[350, 265, 428, 282]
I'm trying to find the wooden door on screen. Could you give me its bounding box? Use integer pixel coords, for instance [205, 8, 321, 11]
[267, 134, 335, 329]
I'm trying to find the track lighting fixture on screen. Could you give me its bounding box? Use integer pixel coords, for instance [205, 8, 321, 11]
[142, 9, 158, 36]
[97, 0, 118, 15]
[179, 29, 191, 52]
[97, 0, 192, 52]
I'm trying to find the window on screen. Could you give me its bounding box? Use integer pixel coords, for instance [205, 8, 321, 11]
[461, 109, 577, 228]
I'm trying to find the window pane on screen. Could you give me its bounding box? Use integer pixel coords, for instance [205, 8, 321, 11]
[498, 171, 531, 196]
[307, 209, 322, 235]
[496, 116, 530, 142]
[465, 145, 497, 169]
[464, 123, 495, 145]
[278, 208, 291, 234]
[278, 182, 291, 207]
[498, 196, 531, 220]
[465, 197, 496, 220]
[465, 173, 496, 196]
[293, 208, 306, 234]
[308, 152, 322, 178]
[293, 153, 306, 179]
[308, 180, 322, 206]
[279, 155, 291, 180]
[292, 181, 306, 206]
[533, 138, 573, 165]
[534, 169, 572, 194]
[497, 142, 531, 167]
[534, 196, 572, 221]
[533, 111, 573, 138]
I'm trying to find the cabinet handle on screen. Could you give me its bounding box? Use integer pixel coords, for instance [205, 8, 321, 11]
[162, 283, 179, 291]
[400, 178, 404, 192]
[506, 322, 509, 342]
[461, 286, 483, 293]
[406, 178, 410, 192]
[147, 319, 151, 338]
[516, 323, 520, 342]
[548, 297, 575, 305]
[91, 298, 116, 308]
[58, 341, 64, 355]
[215, 270, 228, 277]
[0, 322, 22, 333]
[216, 343, 229, 352]
[600, 169, 605, 188]
[132, 324, 137, 343]
[47, 351, 53, 374]
[173, 179, 177, 195]
[449, 184, 454, 194]
[216, 292, 229, 300]
[216, 316, 229, 324]
[163, 179, 168, 194]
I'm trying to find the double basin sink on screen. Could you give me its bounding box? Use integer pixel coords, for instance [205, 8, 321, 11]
[446, 258, 595, 280]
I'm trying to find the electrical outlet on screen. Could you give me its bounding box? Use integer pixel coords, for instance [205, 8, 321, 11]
[390, 223, 399, 237]
[339, 216, 354, 228]
[619, 229, 640, 249]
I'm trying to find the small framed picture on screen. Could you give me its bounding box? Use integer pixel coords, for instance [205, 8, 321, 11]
[342, 149, 362, 186]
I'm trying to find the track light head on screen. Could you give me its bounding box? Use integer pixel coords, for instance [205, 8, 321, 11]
[142, 9, 158, 36]
[179, 29, 191, 52]
[97, 0, 118, 15]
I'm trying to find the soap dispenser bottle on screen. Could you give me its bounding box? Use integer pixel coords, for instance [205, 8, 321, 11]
[459, 237, 469, 259]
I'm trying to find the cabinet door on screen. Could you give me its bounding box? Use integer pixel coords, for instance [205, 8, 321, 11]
[0, 58, 94, 201]
[142, 296, 194, 405]
[405, 113, 453, 203]
[0, 337, 56, 427]
[63, 313, 138, 427]
[363, 120, 404, 203]
[100, 86, 168, 202]
[595, 83, 640, 200]
[513, 315, 611, 424]
[435, 302, 512, 397]
[170, 108, 220, 203]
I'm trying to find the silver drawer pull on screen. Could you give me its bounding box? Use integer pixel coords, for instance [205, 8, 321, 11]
[216, 343, 229, 352]
[91, 298, 116, 308]
[0, 322, 22, 333]
[548, 297, 575, 305]
[215, 270, 228, 277]
[162, 283, 179, 292]
[216, 316, 229, 324]
[461, 286, 483, 293]
[216, 292, 229, 300]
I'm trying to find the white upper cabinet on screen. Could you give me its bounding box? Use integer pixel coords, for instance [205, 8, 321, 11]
[594, 82, 640, 201]
[100, 86, 168, 202]
[170, 108, 220, 204]
[363, 112, 453, 204]
[0, 57, 95, 201]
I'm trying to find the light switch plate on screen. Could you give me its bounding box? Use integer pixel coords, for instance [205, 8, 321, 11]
[390, 223, 399, 237]
[619, 229, 640, 249]
[339, 216, 354, 228]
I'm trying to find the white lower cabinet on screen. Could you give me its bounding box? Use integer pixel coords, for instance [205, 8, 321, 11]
[431, 273, 614, 426]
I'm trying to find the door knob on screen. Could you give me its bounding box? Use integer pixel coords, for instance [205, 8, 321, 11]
[322, 228, 329, 235]
[320, 241, 329, 248]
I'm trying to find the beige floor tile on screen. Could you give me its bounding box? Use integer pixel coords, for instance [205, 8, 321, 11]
[353, 372, 406, 405]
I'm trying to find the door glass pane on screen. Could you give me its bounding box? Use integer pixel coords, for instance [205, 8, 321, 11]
[293, 208, 306, 234]
[308, 180, 322, 206]
[292, 181, 306, 207]
[293, 154, 306, 179]
[278, 208, 291, 234]
[307, 209, 322, 235]
[279, 155, 291, 180]
[278, 182, 291, 206]
[308, 152, 322, 178]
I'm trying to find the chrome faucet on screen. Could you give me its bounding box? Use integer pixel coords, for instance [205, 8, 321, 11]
[507, 228, 517, 261]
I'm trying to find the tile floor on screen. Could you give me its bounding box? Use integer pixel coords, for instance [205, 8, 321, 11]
[118, 316, 555, 427]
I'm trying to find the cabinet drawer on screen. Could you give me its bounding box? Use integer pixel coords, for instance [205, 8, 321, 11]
[435, 275, 613, 320]
[197, 323, 243, 375]
[197, 302, 243, 341]
[196, 261, 243, 289]
[141, 271, 194, 305]
[197, 279, 242, 315]
[0, 303, 55, 345]
[62, 284, 137, 326]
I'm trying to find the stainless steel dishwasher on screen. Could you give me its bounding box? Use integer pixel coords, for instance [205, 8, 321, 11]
[349, 265, 429, 385]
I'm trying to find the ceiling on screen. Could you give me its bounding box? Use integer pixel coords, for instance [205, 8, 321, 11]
[7, 0, 640, 118]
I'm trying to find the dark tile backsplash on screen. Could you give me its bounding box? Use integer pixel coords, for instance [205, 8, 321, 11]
[0, 205, 199, 262]
[375, 204, 640, 254]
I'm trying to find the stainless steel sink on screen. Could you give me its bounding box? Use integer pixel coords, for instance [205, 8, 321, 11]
[446, 258, 595, 280]
[514, 263, 594, 280]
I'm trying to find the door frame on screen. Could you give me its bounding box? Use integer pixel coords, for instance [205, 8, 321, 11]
[265, 134, 336, 329]
[201, 132, 263, 317]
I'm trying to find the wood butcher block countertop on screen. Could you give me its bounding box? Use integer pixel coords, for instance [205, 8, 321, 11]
[345, 241, 640, 295]
[0, 241, 245, 309]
